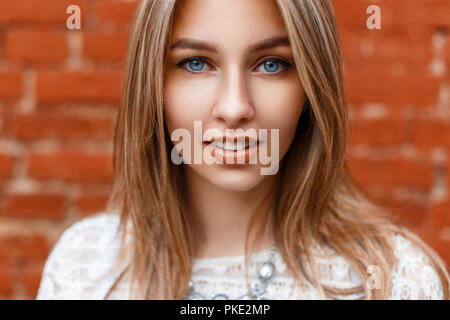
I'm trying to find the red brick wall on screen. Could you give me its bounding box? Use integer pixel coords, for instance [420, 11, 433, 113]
[0, 0, 448, 299]
[337, 0, 450, 270]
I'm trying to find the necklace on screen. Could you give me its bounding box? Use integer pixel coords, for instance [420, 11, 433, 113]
[185, 247, 277, 300]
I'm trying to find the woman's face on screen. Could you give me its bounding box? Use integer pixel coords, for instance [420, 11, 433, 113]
[164, 0, 306, 191]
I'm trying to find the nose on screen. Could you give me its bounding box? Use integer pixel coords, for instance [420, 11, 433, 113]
[211, 65, 255, 127]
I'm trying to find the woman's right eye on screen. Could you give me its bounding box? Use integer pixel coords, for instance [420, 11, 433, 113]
[175, 57, 212, 73]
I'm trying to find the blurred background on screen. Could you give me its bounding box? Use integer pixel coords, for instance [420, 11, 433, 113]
[0, 0, 448, 299]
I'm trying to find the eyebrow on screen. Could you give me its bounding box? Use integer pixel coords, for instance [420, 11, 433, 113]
[169, 36, 290, 53]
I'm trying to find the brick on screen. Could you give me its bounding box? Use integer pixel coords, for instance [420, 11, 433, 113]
[36, 71, 124, 105]
[346, 155, 434, 190]
[0, 234, 49, 263]
[17, 262, 44, 298]
[348, 116, 406, 145]
[0, 193, 65, 220]
[27, 150, 114, 183]
[448, 159, 450, 196]
[360, 190, 428, 230]
[0, 264, 13, 296]
[6, 30, 68, 63]
[0, 72, 22, 101]
[420, 0, 450, 28]
[345, 70, 441, 107]
[75, 192, 110, 216]
[430, 200, 450, 230]
[332, 0, 369, 30]
[340, 31, 432, 65]
[0, 154, 15, 181]
[0, 108, 5, 137]
[0, 14, 7, 27]
[96, 0, 138, 25]
[383, 197, 428, 230]
[0, 0, 87, 24]
[343, 59, 431, 78]
[83, 31, 130, 63]
[446, 39, 450, 67]
[12, 111, 116, 141]
[373, 1, 429, 29]
[410, 118, 450, 148]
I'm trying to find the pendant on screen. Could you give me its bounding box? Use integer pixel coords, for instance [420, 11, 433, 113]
[212, 293, 229, 300]
[186, 248, 277, 300]
[259, 262, 274, 280]
[250, 279, 266, 296]
[187, 293, 206, 300]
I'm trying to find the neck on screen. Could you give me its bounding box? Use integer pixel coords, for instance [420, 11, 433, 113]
[185, 167, 277, 259]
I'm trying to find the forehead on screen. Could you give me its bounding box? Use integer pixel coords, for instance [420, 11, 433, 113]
[170, 0, 288, 47]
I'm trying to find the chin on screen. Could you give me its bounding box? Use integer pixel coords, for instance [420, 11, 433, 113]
[190, 164, 269, 192]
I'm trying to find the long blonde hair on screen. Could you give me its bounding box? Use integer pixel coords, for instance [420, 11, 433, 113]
[107, 0, 449, 299]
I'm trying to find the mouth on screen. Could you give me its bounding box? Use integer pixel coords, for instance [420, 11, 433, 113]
[203, 137, 259, 151]
[203, 136, 261, 164]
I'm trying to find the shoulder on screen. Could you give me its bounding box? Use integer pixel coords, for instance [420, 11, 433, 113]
[311, 232, 447, 300]
[54, 213, 121, 246]
[389, 233, 446, 300]
[36, 213, 124, 299]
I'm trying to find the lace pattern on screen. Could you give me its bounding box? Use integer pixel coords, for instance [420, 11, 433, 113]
[36, 213, 445, 300]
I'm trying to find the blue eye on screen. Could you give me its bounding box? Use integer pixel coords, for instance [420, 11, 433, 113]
[175, 57, 291, 74]
[256, 58, 291, 74]
[187, 59, 206, 72]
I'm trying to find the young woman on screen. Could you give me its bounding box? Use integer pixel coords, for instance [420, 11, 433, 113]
[37, 0, 449, 300]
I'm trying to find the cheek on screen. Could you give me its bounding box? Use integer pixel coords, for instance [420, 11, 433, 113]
[252, 78, 305, 146]
[164, 76, 217, 133]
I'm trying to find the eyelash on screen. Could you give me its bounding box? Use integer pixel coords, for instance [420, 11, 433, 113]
[175, 56, 292, 75]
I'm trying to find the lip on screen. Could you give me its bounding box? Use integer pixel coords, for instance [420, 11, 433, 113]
[203, 136, 261, 165]
[204, 136, 259, 144]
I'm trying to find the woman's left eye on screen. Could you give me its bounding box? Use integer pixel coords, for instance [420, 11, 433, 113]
[255, 58, 292, 74]
[175, 57, 291, 75]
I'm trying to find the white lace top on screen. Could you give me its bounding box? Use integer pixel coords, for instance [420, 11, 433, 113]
[36, 213, 445, 300]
